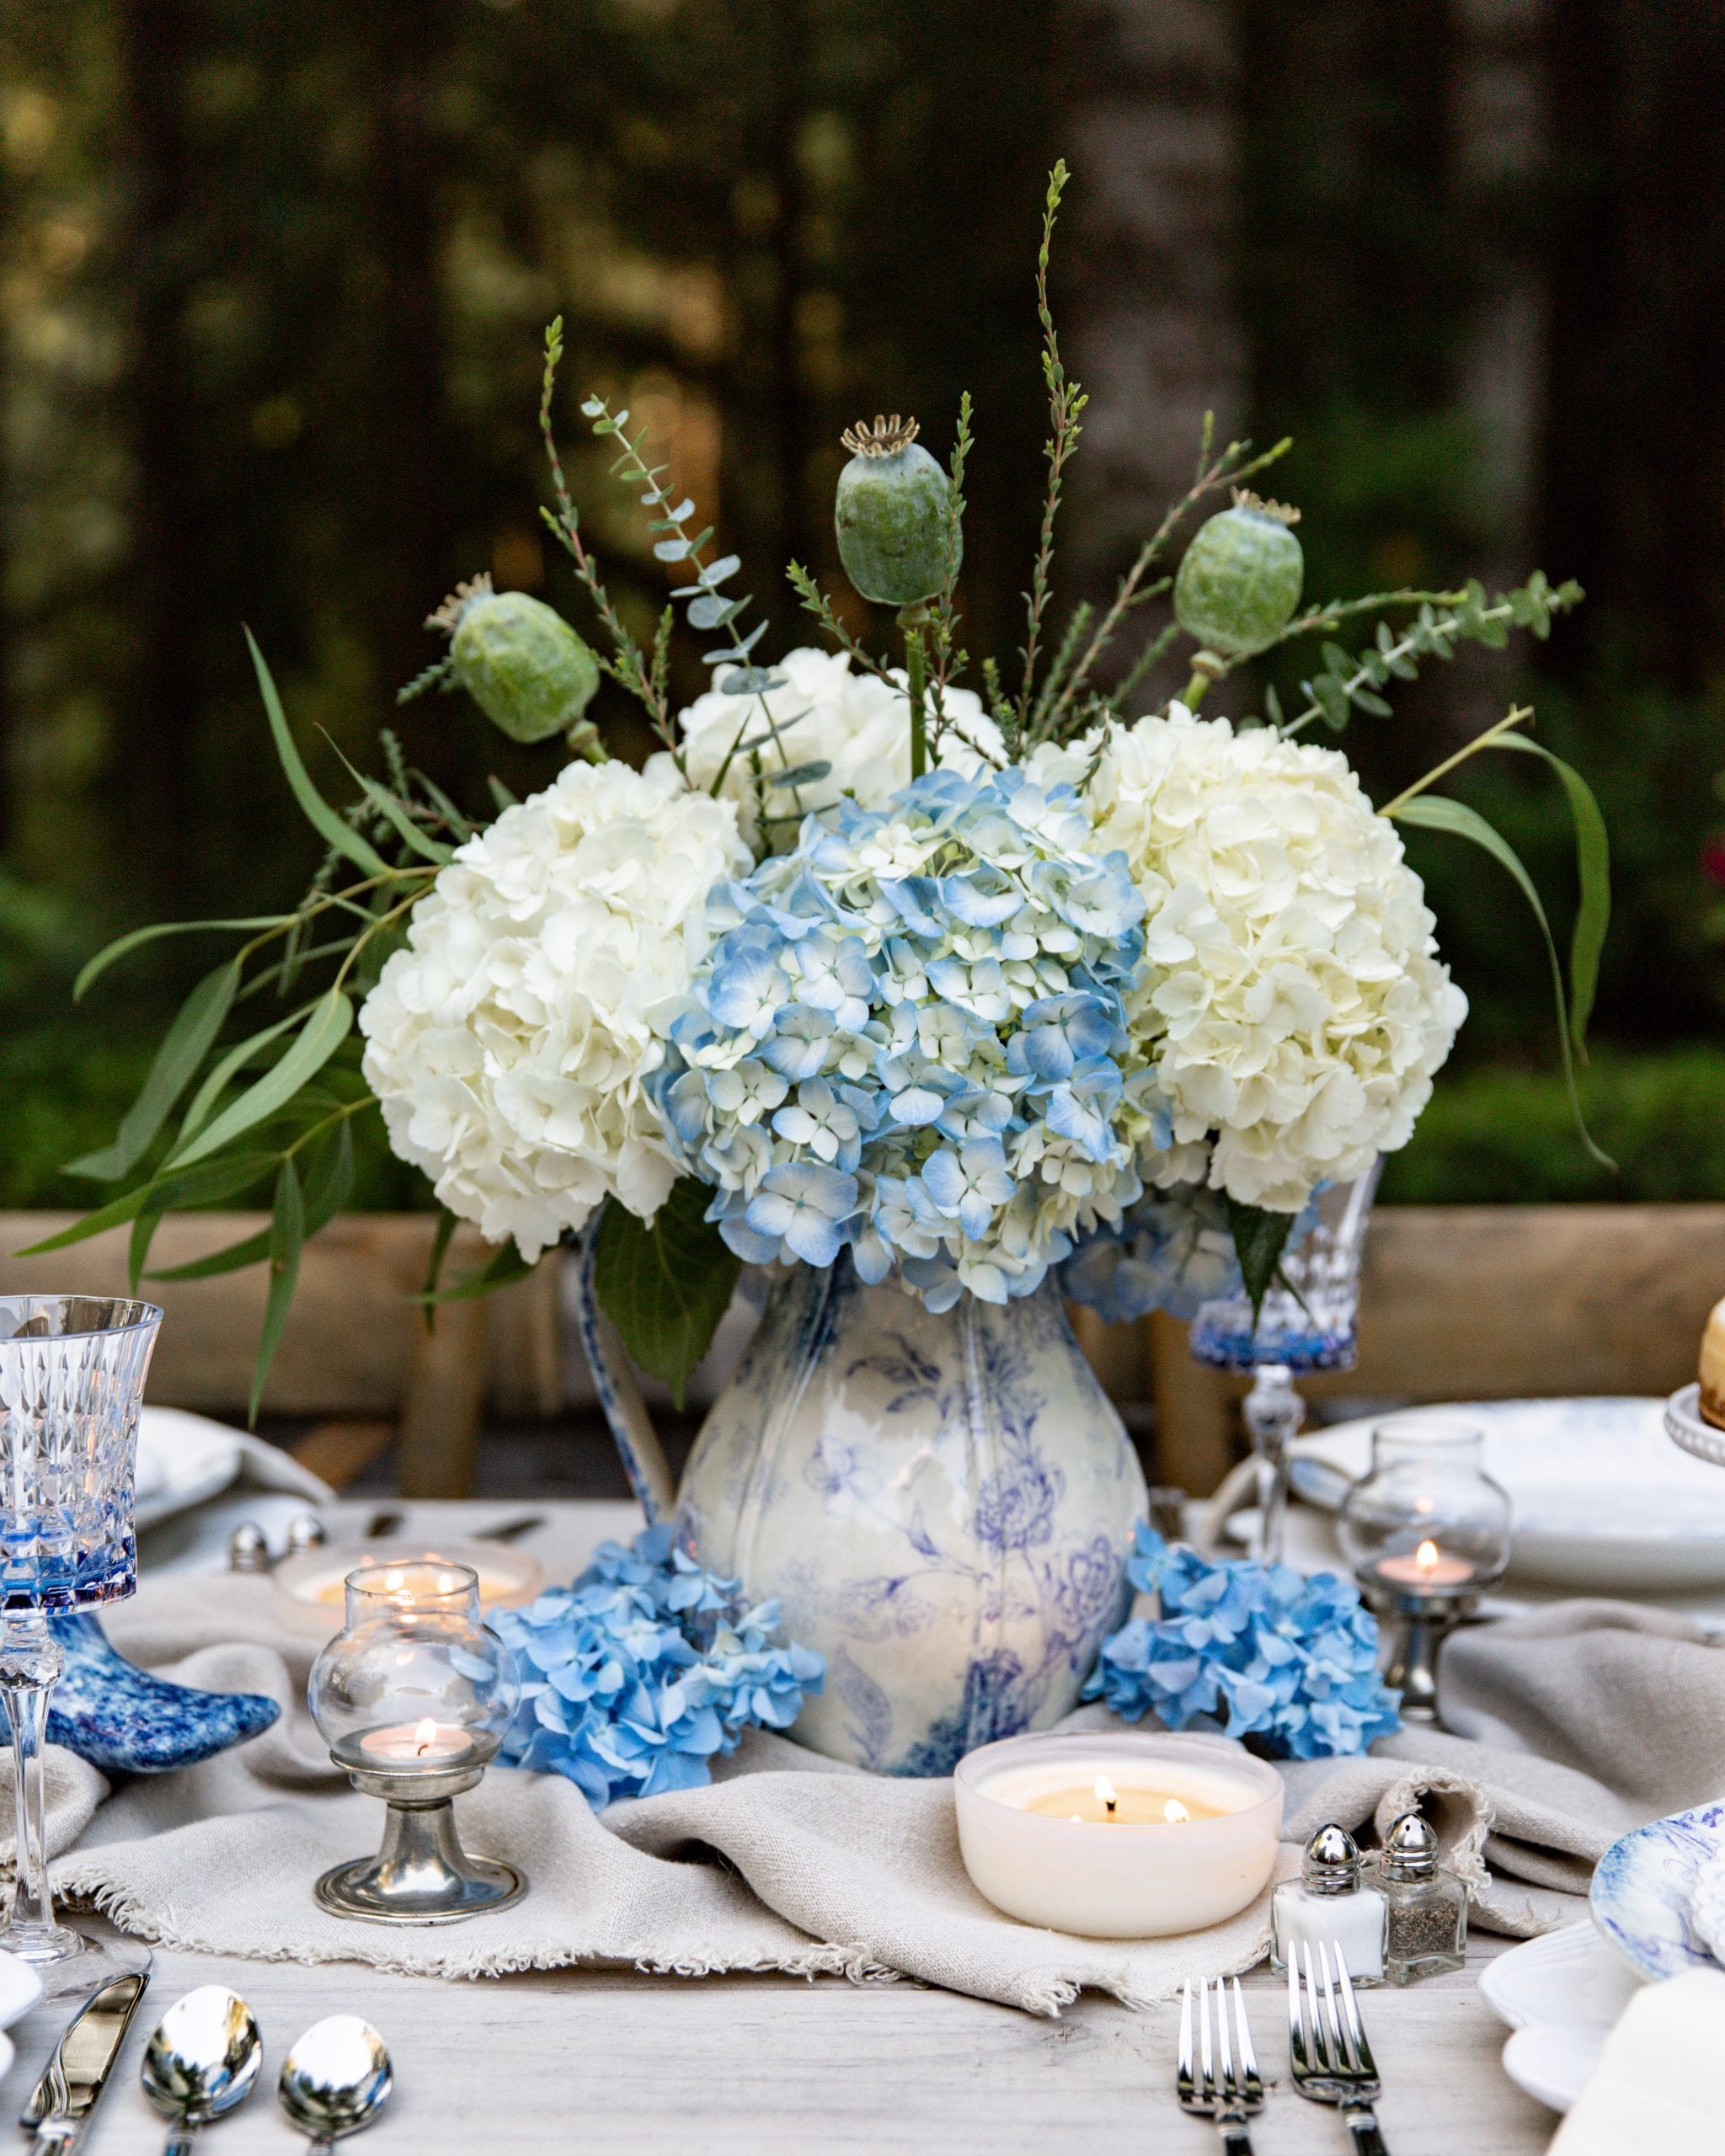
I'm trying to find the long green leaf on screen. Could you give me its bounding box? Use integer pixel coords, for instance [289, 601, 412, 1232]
[318, 729, 452, 866]
[174, 1002, 319, 1153]
[73, 916, 291, 1002]
[1392, 792, 1614, 1168]
[245, 629, 390, 878]
[66, 960, 243, 1182]
[414, 1236, 538, 1305]
[145, 1226, 272, 1283]
[13, 1151, 280, 1256]
[301, 1117, 357, 1233]
[249, 1157, 305, 1425]
[419, 1208, 460, 1331]
[1488, 734, 1611, 1054]
[1224, 1198, 1298, 1326]
[168, 990, 352, 1171]
[592, 1182, 740, 1407]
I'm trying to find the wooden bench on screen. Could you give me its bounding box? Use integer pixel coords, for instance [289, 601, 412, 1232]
[0, 1212, 560, 1497]
[1142, 1202, 1725, 1494]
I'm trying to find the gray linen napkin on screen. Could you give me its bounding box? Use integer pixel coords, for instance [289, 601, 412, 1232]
[13, 1577, 1721, 2015]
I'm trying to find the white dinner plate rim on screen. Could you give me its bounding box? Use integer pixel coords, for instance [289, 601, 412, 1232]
[1476, 1921, 1642, 2114]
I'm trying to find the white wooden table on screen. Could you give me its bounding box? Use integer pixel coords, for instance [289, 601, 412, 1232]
[13, 1502, 1559, 2153]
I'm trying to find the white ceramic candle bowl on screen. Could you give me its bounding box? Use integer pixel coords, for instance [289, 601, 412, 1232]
[273, 1536, 542, 1640]
[954, 1731, 1284, 1937]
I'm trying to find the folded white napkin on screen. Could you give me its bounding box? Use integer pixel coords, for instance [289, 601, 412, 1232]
[1551, 1967, 1725, 2153]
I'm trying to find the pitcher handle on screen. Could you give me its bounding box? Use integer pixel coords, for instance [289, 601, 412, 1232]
[573, 1216, 677, 1524]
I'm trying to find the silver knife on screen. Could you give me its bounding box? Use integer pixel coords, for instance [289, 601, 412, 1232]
[19, 1970, 150, 2149]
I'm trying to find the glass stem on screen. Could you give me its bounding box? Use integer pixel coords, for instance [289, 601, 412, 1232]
[1, 1611, 65, 1949]
[1242, 1363, 1305, 1567]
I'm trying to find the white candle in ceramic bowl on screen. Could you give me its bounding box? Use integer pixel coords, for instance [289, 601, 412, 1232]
[355, 1717, 473, 1766]
[954, 1732, 1284, 1937]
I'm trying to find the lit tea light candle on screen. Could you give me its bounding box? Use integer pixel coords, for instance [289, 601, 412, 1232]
[1374, 1537, 1477, 1588]
[356, 1716, 473, 1765]
[271, 1537, 542, 1639]
[954, 1732, 1284, 1937]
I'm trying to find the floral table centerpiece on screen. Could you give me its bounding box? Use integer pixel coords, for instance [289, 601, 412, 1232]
[43, 166, 1606, 1775]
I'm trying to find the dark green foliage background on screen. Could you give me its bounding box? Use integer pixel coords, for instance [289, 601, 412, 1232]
[2, 0, 1722, 1209]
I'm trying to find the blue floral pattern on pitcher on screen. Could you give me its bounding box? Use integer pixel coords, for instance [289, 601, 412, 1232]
[671, 1254, 1146, 1774]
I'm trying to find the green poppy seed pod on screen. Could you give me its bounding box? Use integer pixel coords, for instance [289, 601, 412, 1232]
[1173, 493, 1305, 658]
[432, 575, 601, 744]
[835, 415, 960, 608]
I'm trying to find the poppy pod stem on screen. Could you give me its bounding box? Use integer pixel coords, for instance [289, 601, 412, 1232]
[899, 604, 931, 778]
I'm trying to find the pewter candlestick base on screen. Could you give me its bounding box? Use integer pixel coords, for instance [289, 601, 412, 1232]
[317, 1750, 526, 1926]
[1375, 1589, 1479, 1731]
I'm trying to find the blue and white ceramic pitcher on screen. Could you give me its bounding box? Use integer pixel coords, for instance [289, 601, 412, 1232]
[576, 1243, 1146, 1774]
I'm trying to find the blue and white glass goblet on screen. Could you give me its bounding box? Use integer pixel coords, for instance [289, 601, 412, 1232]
[1, 1294, 161, 1995]
[1188, 1162, 1381, 1568]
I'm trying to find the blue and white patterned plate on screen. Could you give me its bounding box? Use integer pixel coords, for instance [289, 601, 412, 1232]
[1590, 1801, 1725, 1979]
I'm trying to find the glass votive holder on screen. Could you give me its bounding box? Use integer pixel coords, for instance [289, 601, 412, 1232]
[307, 1561, 525, 1924]
[1338, 1416, 1513, 1726]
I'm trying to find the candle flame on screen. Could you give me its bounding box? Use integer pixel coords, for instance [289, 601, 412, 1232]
[1164, 1797, 1190, 1823]
[383, 1568, 405, 1591]
[414, 1717, 438, 1757]
[1415, 1538, 1441, 1572]
[1095, 1774, 1118, 1815]
[437, 1572, 459, 1594]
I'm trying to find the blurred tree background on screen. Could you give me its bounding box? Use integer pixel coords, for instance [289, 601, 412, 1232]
[0, 0, 1721, 1209]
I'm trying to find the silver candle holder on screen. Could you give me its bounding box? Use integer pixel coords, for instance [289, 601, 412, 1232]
[308, 1561, 526, 1925]
[1338, 1414, 1512, 1731]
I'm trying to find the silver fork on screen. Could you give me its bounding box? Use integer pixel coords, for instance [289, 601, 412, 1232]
[1288, 1940, 1391, 2153]
[1177, 1975, 1263, 2153]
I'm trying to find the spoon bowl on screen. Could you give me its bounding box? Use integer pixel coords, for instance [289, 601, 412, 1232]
[141, 1985, 264, 2148]
[278, 2015, 393, 2150]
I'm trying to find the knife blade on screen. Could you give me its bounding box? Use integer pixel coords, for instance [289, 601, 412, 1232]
[19, 1969, 149, 2148]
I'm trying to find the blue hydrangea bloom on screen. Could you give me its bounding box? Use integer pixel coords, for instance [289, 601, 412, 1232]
[1061, 1185, 1243, 1322]
[650, 769, 1156, 1308]
[491, 1524, 824, 1804]
[1082, 1526, 1401, 1759]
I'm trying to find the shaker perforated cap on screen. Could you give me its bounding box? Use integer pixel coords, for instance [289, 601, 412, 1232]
[1381, 1812, 1439, 1881]
[1301, 1822, 1361, 1894]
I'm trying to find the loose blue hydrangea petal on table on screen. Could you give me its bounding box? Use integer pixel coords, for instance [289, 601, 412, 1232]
[490, 1524, 825, 1803]
[1082, 1525, 1400, 1759]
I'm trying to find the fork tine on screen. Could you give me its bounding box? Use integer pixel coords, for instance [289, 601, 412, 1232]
[1199, 1965, 1215, 2098]
[1214, 1978, 1235, 2097]
[1289, 1945, 1308, 2072]
[1232, 1977, 1262, 2095]
[1301, 1944, 1330, 2073]
[1332, 1945, 1376, 2079]
[1316, 1941, 1349, 2071]
[1178, 1978, 1194, 2095]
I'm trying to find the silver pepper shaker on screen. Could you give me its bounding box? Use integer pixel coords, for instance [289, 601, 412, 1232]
[227, 1521, 271, 1573]
[1379, 1812, 1468, 1983]
[1270, 1822, 1388, 1984]
[286, 1514, 327, 1555]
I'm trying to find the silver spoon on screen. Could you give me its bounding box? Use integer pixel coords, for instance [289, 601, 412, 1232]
[141, 1985, 264, 2154]
[278, 2016, 393, 2153]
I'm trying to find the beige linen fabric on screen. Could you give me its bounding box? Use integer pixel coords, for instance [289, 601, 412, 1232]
[8, 1579, 1720, 2015]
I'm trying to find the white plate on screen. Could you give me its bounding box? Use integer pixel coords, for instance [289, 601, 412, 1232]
[1591, 1801, 1725, 1981]
[1287, 1397, 1725, 1591]
[1477, 1922, 1639, 2113]
[133, 1407, 245, 1529]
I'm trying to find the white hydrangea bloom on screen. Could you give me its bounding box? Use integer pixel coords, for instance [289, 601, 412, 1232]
[648, 645, 1005, 851]
[360, 760, 750, 1260]
[1033, 707, 1465, 1211]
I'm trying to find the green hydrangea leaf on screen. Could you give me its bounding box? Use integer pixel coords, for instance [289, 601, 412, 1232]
[592, 1182, 740, 1410]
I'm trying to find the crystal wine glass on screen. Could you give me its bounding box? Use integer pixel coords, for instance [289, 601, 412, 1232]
[1188, 1161, 1381, 1566]
[1, 1294, 161, 1996]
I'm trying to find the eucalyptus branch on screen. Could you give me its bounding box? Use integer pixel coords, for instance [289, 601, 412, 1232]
[1105, 617, 1183, 717]
[927, 391, 974, 750]
[1279, 574, 1583, 740]
[1379, 705, 1533, 817]
[537, 320, 676, 755]
[1031, 428, 1291, 743]
[1012, 162, 1087, 750]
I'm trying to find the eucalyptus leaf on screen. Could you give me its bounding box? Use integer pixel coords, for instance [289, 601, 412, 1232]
[1488, 734, 1611, 1053]
[591, 1182, 740, 1408]
[419, 1208, 461, 1330]
[66, 959, 241, 1182]
[15, 1150, 280, 1257]
[416, 1235, 538, 1305]
[1391, 792, 1613, 1167]
[73, 915, 292, 1004]
[174, 1003, 322, 1148]
[245, 629, 389, 878]
[168, 990, 353, 1171]
[249, 1156, 305, 1425]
